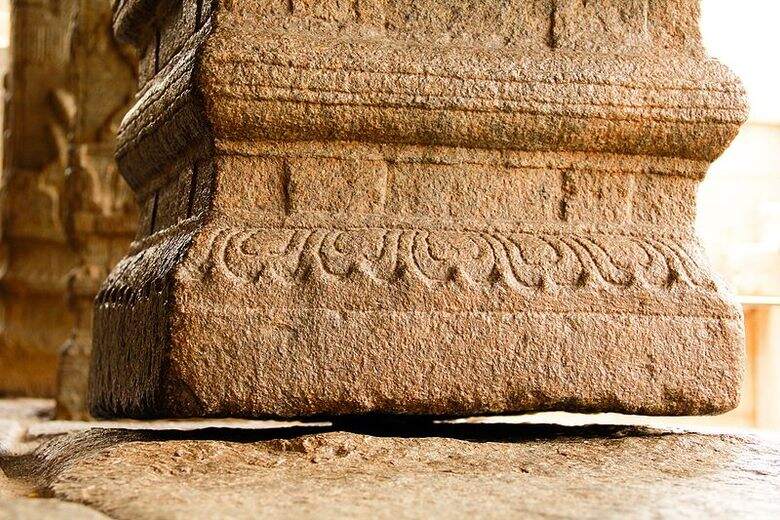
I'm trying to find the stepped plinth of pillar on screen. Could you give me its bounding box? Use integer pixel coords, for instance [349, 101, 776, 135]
[89, 0, 748, 419]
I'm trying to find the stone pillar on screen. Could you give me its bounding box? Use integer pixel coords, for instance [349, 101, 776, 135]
[90, 0, 748, 419]
[0, 0, 137, 405]
[55, 0, 138, 419]
[0, 0, 79, 396]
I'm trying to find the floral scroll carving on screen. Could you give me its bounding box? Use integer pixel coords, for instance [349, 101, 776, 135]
[207, 227, 715, 292]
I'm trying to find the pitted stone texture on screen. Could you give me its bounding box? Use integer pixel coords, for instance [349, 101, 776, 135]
[3, 463, 106, 519]
[2, 425, 780, 519]
[90, 0, 748, 418]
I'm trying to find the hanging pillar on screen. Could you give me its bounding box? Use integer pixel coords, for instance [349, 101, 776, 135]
[89, 0, 748, 419]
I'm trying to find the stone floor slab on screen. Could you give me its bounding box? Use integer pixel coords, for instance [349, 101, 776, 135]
[0, 497, 110, 520]
[1, 423, 779, 519]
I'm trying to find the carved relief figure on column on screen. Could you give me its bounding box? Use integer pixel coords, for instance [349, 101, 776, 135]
[89, 0, 748, 419]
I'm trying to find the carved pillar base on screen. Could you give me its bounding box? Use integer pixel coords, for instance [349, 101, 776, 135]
[90, 0, 747, 419]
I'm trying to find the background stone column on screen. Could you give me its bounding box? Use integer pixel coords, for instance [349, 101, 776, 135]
[0, 0, 136, 408]
[90, 0, 748, 419]
[0, 0, 78, 397]
[55, 0, 137, 419]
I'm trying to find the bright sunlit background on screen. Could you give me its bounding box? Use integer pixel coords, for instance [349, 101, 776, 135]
[0, 1, 777, 430]
[701, 1, 780, 123]
[698, 0, 780, 294]
[693, 0, 780, 431]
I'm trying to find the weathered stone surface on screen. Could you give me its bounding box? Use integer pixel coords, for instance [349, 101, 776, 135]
[2, 467, 107, 520]
[0, 402, 109, 519]
[91, 0, 749, 418]
[2, 423, 780, 519]
[0, 401, 56, 464]
[1, 400, 778, 518]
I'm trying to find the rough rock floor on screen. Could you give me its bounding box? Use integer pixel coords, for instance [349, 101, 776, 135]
[1, 400, 779, 519]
